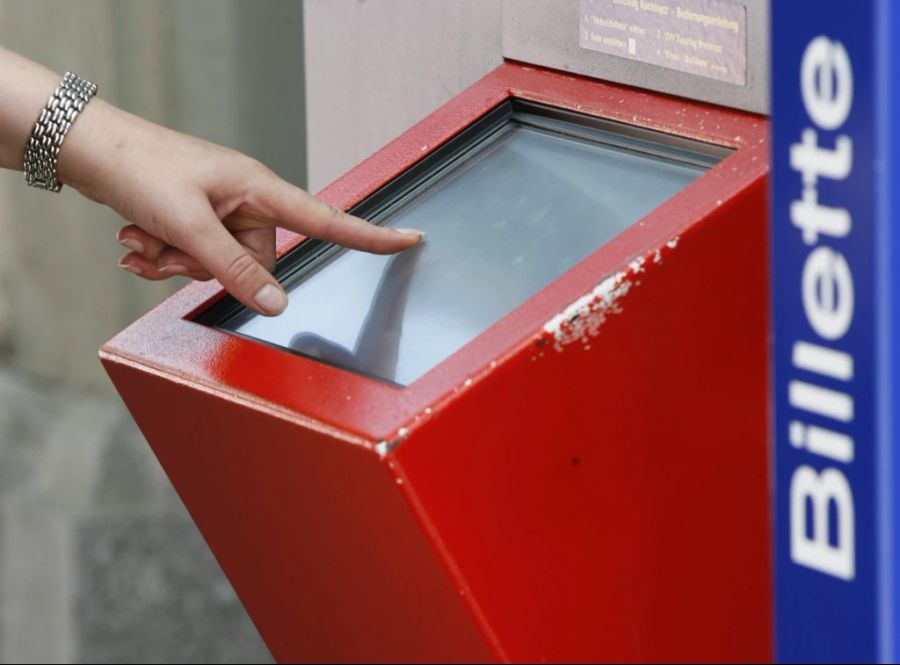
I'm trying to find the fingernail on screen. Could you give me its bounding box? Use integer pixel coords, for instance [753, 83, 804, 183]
[254, 284, 287, 315]
[159, 264, 188, 275]
[118, 260, 143, 276]
[394, 228, 425, 241]
[119, 238, 145, 254]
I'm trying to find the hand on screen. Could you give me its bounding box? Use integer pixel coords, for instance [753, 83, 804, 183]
[57, 100, 422, 316]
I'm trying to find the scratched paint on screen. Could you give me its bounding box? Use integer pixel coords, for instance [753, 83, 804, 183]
[541, 271, 633, 352]
[540, 239, 680, 352]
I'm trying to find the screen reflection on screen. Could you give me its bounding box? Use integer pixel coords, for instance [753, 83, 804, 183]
[228, 124, 709, 385]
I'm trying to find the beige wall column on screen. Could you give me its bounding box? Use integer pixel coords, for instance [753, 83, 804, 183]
[303, 0, 503, 193]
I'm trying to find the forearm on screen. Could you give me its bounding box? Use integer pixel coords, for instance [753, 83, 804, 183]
[0, 46, 61, 171]
[0, 45, 141, 194]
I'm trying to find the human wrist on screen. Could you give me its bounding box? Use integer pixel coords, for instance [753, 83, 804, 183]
[56, 98, 142, 195]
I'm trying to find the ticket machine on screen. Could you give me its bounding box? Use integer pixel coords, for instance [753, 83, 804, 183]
[103, 1, 771, 661]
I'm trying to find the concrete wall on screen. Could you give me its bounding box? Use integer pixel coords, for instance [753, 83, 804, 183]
[0, 0, 305, 392]
[304, 0, 503, 192]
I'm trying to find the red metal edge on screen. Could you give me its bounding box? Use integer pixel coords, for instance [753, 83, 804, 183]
[386, 174, 773, 662]
[100, 61, 769, 444]
[100, 354, 496, 663]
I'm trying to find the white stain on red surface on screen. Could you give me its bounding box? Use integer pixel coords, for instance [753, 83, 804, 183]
[541, 271, 632, 352]
[540, 237, 680, 352]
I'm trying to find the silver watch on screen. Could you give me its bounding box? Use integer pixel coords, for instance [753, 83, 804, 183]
[24, 71, 98, 193]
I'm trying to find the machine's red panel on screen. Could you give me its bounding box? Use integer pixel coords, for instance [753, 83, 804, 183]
[103, 360, 492, 663]
[102, 62, 771, 662]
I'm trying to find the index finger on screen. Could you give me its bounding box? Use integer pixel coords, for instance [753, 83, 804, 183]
[253, 175, 423, 254]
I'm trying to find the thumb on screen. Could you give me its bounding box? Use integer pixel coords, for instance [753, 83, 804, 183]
[174, 207, 287, 316]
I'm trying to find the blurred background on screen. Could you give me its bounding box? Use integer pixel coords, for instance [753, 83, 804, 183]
[0, 1, 500, 662]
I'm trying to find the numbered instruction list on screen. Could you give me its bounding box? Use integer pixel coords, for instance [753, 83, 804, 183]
[580, 0, 747, 86]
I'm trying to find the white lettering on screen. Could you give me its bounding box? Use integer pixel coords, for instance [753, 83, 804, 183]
[802, 247, 854, 340]
[789, 380, 853, 422]
[790, 466, 855, 580]
[792, 340, 854, 380]
[787, 36, 856, 582]
[789, 421, 854, 463]
[790, 129, 853, 245]
[801, 37, 854, 130]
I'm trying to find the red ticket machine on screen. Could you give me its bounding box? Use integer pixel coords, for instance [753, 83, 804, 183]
[103, 2, 771, 662]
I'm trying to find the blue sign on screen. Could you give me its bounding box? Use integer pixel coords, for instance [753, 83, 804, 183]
[772, 0, 898, 661]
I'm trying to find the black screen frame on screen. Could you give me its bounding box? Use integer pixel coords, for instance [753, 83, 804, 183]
[195, 99, 732, 380]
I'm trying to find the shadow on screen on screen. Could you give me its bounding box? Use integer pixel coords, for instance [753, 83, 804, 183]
[289, 243, 425, 382]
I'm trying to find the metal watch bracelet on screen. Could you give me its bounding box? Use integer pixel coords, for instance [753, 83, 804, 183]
[23, 71, 98, 193]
